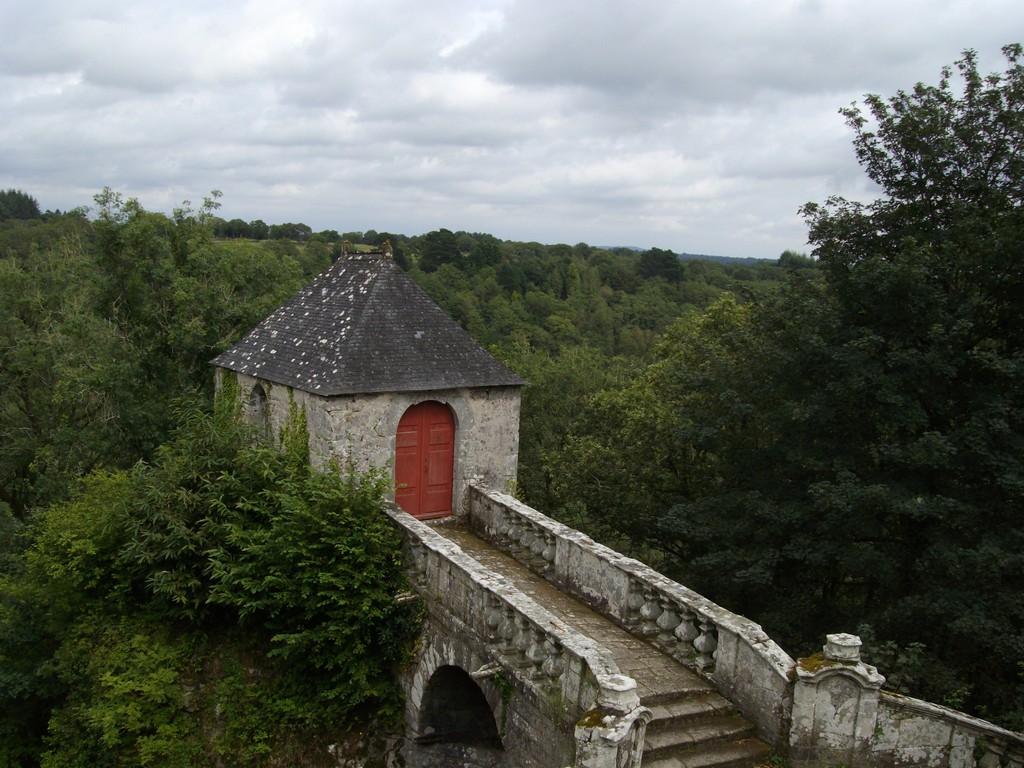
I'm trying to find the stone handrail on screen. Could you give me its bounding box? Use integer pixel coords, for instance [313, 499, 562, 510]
[385, 505, 643, 724]
[466, 485, 796, 745]
[876, 692, 1024, 768]
[790, 634, 1024, 768]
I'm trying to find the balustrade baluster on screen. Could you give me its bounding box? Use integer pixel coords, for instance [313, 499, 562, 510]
[639, 590, 663, 636]
[541, 533, 556, 565]
[484, 594, 503, 642]
[694, 619, 718, 670]
[673, 609, 700, 663]
[498, 605, 516, 654]
[625, 579, 645, 627]
[526, 626, 547, 678]
[514, 615, 533, 666]
[520, 524, 536, 553]
[655, 598, 681, 648]
[541, 638, 565, 680]
[496, 508, 512, 541]
[530, 528, 546, 558]
[508, 517, 523, 553]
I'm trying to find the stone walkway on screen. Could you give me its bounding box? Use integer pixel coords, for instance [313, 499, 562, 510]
[434, 522, 712, 703]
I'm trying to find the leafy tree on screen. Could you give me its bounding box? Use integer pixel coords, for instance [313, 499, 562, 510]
[495, 259, 526, 293]
[0, 222, 131, 516]
[498, 340, 638, 517]
[214, 217, 251, 239]
[117, 391, 417, 711]
[295, 238, 333, 277]
[468, 237, 502, 271]
[793, 47, 1024, 720]
[638, 247, 683, 282]
[588, 247, 640, 293]
[0, 189, 42, 221]
[777, 249, 815, 270]
[248, 219, 270, 240]
[417, 228, 460, 272]
[0, 191, 308, 517]
[272, 222, 313, 241]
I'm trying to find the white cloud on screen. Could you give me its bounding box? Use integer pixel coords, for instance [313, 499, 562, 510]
[0, 0, 1021, 257]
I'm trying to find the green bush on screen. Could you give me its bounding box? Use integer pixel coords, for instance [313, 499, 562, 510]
[41, 616, 201, 768]
[2, 388, 418, 765]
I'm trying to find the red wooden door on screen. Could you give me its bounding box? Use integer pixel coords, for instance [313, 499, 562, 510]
[395, 401, 454, 519]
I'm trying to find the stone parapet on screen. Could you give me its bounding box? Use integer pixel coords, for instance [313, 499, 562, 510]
[874, 692, 1024, 768]
[388, 505, 650, 768]
[465, 485, 795, 747]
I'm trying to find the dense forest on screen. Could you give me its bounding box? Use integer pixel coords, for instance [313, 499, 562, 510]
[2, 45, 1023, 766]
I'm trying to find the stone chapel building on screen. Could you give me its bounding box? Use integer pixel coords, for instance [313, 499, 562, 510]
[211, 246, 525, 519]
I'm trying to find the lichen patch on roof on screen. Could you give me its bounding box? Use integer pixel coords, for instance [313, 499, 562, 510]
[211, 252, 525, 395]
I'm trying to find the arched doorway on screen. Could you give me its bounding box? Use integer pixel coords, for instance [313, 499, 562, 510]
[418, 665, 502, 748]
[395, 401, 454, 520]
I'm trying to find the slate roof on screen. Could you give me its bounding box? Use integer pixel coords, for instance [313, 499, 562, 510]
[211, 252, 526, 396]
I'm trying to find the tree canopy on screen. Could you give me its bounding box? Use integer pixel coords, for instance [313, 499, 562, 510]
[0, 190, 308, 517]
[545, 46, 1024, 728]
[0, 189, 42, 221]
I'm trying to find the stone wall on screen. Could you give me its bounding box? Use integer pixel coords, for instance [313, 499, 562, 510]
[789, 635, 1024, 768]
[874, 694, 1024, 768]
[223, 371, 521, 509]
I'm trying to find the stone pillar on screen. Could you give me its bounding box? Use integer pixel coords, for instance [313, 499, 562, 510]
[789, 633, 886, 768]
[573, 675, 652, 768]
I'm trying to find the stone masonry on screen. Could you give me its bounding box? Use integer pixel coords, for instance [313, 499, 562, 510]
[387, 485, 1024, 768]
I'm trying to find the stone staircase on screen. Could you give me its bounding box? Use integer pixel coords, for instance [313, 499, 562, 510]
[641, 690, 770, 768]
[434, 523, 772, 768]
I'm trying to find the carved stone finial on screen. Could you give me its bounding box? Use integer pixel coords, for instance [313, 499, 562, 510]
[342, 240, 352, 256]
[382, 240, 393, 259]
[824, 633, 862, 662]
[596, 674, 640, 715]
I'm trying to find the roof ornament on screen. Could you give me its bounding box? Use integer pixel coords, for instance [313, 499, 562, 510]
[342, 240, 353, 256]
[382, 240, 393, 260]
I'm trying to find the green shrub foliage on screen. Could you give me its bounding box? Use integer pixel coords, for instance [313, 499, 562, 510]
[1, 387, 416, 766]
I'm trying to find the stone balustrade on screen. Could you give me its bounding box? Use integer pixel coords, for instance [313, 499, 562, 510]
[386, 504, 651, 768]
[467, 484, 797, 746]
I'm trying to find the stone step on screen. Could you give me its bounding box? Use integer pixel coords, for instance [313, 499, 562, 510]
[642, 691, 769, 768]
[645, 691, 738, 728]
[643, 713, 756, 756]
[641, 737, 772, 768]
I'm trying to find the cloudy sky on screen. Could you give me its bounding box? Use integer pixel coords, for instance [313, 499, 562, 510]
[1, 1, 1020, 258]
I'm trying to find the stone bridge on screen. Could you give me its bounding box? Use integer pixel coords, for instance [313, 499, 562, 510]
[389, 485, 1024, 768]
